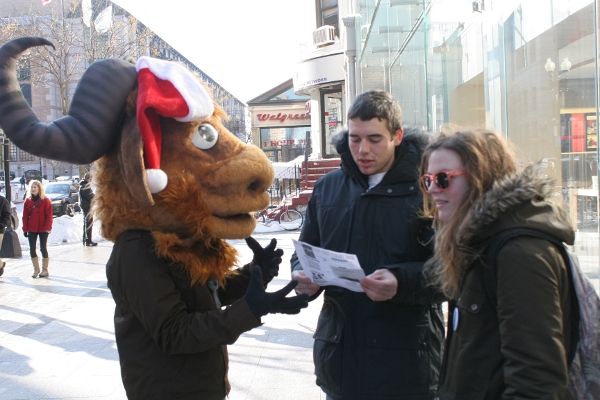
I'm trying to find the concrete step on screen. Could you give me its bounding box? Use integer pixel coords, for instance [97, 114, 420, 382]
[291, 196, 308, 206]
[305, 158, 341, 168]
[300, 167, 339, 176]
[301, 181, 318, 190]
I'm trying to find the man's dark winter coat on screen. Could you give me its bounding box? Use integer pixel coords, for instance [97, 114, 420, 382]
[291, 129, 445, 400]
[79, 177, 93, 212]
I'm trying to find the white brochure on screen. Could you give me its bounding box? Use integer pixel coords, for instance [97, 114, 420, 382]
[292, 240, 366, 292]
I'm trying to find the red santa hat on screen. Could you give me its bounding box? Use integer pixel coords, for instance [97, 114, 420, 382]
[135, 57, 215, 193]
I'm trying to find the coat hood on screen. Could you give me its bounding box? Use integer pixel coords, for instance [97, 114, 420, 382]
[460, 164, 574, 248]
[334, 126, 430, 185]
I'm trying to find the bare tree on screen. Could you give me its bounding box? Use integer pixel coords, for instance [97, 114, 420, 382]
[43, 159, 64, 180]
[0, 1, 154, 179]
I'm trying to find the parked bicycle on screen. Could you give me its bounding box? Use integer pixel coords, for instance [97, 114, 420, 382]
[254, 202, 303, 231]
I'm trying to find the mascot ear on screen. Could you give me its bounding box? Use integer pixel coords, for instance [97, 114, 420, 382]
[118, 117, 155, 207]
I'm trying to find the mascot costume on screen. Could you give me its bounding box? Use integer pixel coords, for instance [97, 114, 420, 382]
[0, 37, 309, 399]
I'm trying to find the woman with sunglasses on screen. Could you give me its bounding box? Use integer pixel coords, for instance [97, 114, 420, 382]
[420, 127, 575, 399]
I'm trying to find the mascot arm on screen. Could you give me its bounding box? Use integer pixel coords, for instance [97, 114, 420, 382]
[218, 265, 253, 306]
[107, 232, 261, 355]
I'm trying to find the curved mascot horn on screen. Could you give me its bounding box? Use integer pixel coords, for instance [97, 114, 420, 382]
[0, 37, 137, 164]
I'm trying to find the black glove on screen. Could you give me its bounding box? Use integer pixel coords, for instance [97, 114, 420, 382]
[245, 266, 309, 319]
[23, 231, 28, 238]
[245, 236, 283, 283]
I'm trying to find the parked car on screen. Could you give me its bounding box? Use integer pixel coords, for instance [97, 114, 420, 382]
[44, 182, 80, 217]
[0, 169, 15, 182]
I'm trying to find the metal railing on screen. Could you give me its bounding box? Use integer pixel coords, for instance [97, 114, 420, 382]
[267, 164, 302, 205]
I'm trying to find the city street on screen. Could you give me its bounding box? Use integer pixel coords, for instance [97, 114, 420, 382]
[0, 230, 325, 400]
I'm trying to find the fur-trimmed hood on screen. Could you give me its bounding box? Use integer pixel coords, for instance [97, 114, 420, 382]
[334, 125, 430, 186]
[459, 164, 574, 249]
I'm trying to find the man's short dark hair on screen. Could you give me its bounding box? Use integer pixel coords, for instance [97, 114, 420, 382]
[347, 90, 403, 136]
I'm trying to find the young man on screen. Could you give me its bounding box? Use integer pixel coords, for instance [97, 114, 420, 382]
[79, 173, 97, 246]
[291, 90, 444, 400]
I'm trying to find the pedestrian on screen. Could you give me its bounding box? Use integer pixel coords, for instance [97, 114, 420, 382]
[0, 193, 11, 277]
[19, 175, 25, 190]
[291, 90, 444, 400]
[22, 180, 53, 278]
[420, 126, 575, 399]
[79, 173, 97, 246]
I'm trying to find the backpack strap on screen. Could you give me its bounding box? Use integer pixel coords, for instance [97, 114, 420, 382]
[482, 228, 567, 306]
[482, 227, 580, 365]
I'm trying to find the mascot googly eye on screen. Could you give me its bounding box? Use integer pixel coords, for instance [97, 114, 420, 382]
[192, 124, 219, 150]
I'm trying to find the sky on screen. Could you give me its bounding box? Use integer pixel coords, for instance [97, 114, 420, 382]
[110, 0, 316, 102]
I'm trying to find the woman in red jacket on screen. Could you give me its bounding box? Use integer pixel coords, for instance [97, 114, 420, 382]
[22, 180, 53, 278]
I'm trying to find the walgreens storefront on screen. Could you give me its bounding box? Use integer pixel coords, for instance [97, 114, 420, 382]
[248, 80, 311, 162]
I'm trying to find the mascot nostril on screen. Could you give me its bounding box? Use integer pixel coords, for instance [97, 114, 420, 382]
[0, 37, 309, 399]
[248, 179, 264, 193]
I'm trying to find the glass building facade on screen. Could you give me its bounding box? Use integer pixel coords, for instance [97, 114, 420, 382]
[344, 0, 599, 286]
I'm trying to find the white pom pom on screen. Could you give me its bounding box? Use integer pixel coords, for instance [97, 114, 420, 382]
[146, 169, 168, 194]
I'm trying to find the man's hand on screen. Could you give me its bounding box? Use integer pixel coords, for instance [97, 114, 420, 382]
[360, 269, 398, 301]
[291, 270, 321, 297]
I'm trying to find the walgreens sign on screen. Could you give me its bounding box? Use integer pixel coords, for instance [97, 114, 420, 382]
[253, 110, 310, 127]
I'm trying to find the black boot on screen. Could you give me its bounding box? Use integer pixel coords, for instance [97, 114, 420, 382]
[85, 241, 98, 247]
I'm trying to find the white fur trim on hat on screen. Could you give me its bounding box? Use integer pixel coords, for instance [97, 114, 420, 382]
[136, 57, 214, 121]
[146, 169, 168, 194]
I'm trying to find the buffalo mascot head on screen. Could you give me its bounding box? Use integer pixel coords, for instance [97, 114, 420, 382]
[0, 37, 274, 284]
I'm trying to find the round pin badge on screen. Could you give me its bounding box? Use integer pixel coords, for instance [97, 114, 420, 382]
[452, 307, 459, 331]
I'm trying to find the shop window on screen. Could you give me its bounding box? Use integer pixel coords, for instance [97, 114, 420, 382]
[321, 89, 344, 158]
[259, 126, 310, 163]
[585, 115, 597, 151]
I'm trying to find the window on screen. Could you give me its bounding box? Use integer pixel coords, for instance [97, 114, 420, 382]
[8, 143, 17, 162]
[20, 84, 31, 107]
[17, 60, 30, 81]
[19, 149, 35, 162]
[260, 127, 310, 162]
[320, 0, 339, 37]
[322, 8, 339, 38]
[321, 89, 344, 157]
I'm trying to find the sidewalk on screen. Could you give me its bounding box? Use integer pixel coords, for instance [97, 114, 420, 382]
[0, 231, 324, 399]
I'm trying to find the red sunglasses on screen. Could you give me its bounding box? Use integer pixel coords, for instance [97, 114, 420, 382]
[421, 170, 466, 192]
